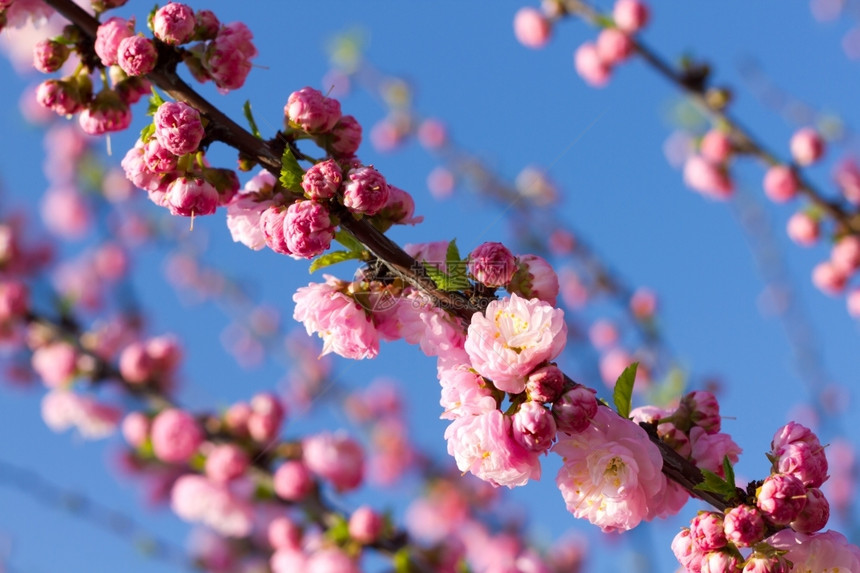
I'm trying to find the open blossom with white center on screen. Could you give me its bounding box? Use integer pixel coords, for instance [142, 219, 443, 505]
[444, 409, 541, 488]
[553, 408, 667, 532]
[464, 293, 566, 394]
[767, 529, 860, 572]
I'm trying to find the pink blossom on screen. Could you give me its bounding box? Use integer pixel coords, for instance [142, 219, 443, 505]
[204, 22, 257, 93]
[227, 196, 273, 251]
[285, 87, 341, 133]
[767, 529, 860, 572]
[812, 261, 848, 296]
[444, 409, 541, 488]
[343, 165, 390, 215]
[268, 516, 301, 550]
[150, 408, 203, 463]
[41, 390, 120, 439]
[171, 474, 253, 538]
[831, 236, 860, 274]
[589, 320, 618, 349]
[468, 242, 517, 288]
[574, 42, 611, 87]
[376, 185, 423, 227]
[260, 206, 291, 255]
[349, 506, 383, 544]
[763, 165, 798, 203]
[121, 411, 149, 448]
[438, 362, 496, 420]
[756, 473, 807, 525]
[724, 505, 765, 547]
[690, 512, 727, 551]
[508, 254, 559, 305]
[672, 528, 704, 573]
[775, 440, 829, 487]
[273, 460, 314, 501]
[787, 212, 819, 246]
[417, 118, 447, 149]
[78, 92, 132, 135]
[613, 0, 650, 32]
[3, 0, 53, 29]
[166, 176, 219, 217]
[283, 200, 335, 259]
[596, 28, 633, 65]
[152, 2, 195, 45]
[683, 155, 734, 199]
[194, 9, 220, 41]
[117, 35, 157, 76]
[94, 16, 133, 66]
[689, 427, 742, 476]
[205, 444, 249, 484]
[154, 101, 205, 157]
[512, 400, 557, 452]
[552, 385, 598, 434]
[700, 130, 733, 163]
[330, 115, 362, 156]
[301, 159, 342, 200]
[303, 431, 364, 492]
[306, 548, 360, 573]
[525, 364, 565, 403]
[700, 550, 743, 573]
[293, 278, 379, 360]
[118, 341, 154, 383]
[790, 127, 825, 166]
[247, 392, 285, 442]
[31, 341, 77, 388]
[465, 293, 566, 394]
[40, 187, 91, 239]
[32, 39, 68, 73]
[678, 390, 721, 434]
[36, 79, 86, 116]
[790, 487, 830, 533]
[835, 158, 860, 204]
[513, 7, 551, 49]
[554, 408, 667, 532]
[0, 280, 28, 322]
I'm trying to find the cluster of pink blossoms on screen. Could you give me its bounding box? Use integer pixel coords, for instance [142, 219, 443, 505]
[672, 421, 849, 572]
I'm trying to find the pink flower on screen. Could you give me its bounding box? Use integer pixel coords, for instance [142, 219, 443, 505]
[700, 130, 733, 163]
[78, 91, 132, 135]
[330, 115, 362, 156]
[166, 176, 219, 217]
[285, 87, 341, 133]
[152, 2, 195, 45]
[468, 242, 517, 288]
[283, 200, 335, 259]
[0, 280, 28, 322]
[787, 212, 819, 246]
[812, 261, 848, 296]
[171, 474, 253, 538]
[465, 293, 567, 394]
[763, 165, 798, 203]
[203, 22, 257, 93]
[306, 548, 360, 573]
[775, 440, 829, 488]
[512, 400, 557, 452]
[831, 236, 860, 274]
[596, 28, 633, 65]
[444, 409, 541, 488]
[32, 341, 77, 388]
[343, 165, 390, 215]
[525, 364, 565, 403]
[508, 254, 559, 305]
[226, 194, 272, 250]
[260, 206, 291, 255]
[193, 9, 220, 41]
[117, 35, 157, 76]
[121, 412, 149, 448]
[756, 473, 807, 525]
[94, 16, 134, 66]
[766, 530, 860, 572]
[301, 159, 342, 200]
[40, 187, 91, 239]
[790, 487, 830, 533]
[32, 39, 68, 73]
[552, 385, 598, 434]
[247, 392, 286, 442]
[513, 7, 551, 49]
[613, 0, 650, 32]
[690, 512, 727, 551]
[302, 431, 364, 492]
[689, 427, 742, 476]
[36, 79, 87, 116]
[273, 460, 314, 501]
[205, 444, 249, 484]
[724, 505, 765, 547]
[349, 506, 383, 544]
[790, 127, 825, 166]
[293, 278, 379, 360]
[268, 516, 301, 550]
[150, 408, 203, 463]
[154, 101, 205, 157]
[438, 362, 496, 420]
[672, 528, 704, 573]
[701, 550, 743, 573]
[554, 408, 667, 532]
[417, 118, 447, 149]
[41, 390, 121, 439]
[683, 155, 734, 199]
[574, 42, 611, 87]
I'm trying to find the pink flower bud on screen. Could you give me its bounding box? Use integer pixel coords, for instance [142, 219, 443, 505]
[683, 155, 734, 199]
[690, 511, 727, 551]
[700, 550, 743, 573]
[700, 130, 733, 163]
[33, 39, 69, 73]
[153, 2, 196, 45]
[680, 390, 721, 434]
[32, 341, 77, 388]
[377, 185, 421, 226]
[672, 528, 704, 572]
[630, 287, 657, 319]
[166, 176, 219, 217]
[94, 17, 134, 66]
[512, 400, 557, 452]
[115, 76, 151, 105]
[613, 0, 650, 32]
[468, 242, 517, 288]
[775, 441, 829, 488]
[273, 460, 314, 501]
[574, 42, 611, 87]
[121, 411, 149, 448]
[306, 548, 360, 573]
[508, 254, 560, 305]
[417, 118, 447, 149]
[525, 364, 565, 403]
[756, 473, 807, 525]
[119, 341, 155, 384]
[831, 236, 860, 274]
[835, 159, 860, 204]
[348, 506, 383, 544]
[117, 35, 157, 76]
[552, 385, 597, 434]
[260, 206, 291, 255]
[283, 201, 335, 260]
[742, 553, 790, 573]
[0, 280, 28, 322]
[268, 516, 301, 550]
[787, 212, 819, 246]
[330, 115, 362, 156]
[224, 402, 251, 437]
[301, 159, 342, 201]
[203, 22, 257, 93]
[596, 28, 633, 65]
[154, 101, 205, 157]
[303, 431, 364, 492]
[79, 90, 132, 135]
[723, 505, 766, 547]
[812, 261, 847, 296]
[790, 128, 825, 166]
[143, 138, 178, 174]
[763, 165, 798, 203]
[848, 287, 860, 318]
[343, 166, 390, 216]
[248, 392, 286, 442]
[771, 421, 819, 452]
[285, 87, 341, 133]
[36, 79, 86, 116]
[150, 408, 203, 463]
[789, 487, 829, 533]
[513, 7, 551, 49]
[205, 444, 249, 484]
[193, 9, 220, 41]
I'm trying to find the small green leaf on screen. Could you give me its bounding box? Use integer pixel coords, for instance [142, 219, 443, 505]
[139, 122, 156, 143]
[146, 87, 166, 116]
[243, 100, 262, 139]
[722, 456, 736, 488]
[422, 262, 450, 289]
[694, 468, 738, 499]
[279, 146, 304, 193]
[326, 515, 350, 544]
[393, 548, 412, 573]
[612, 362, 638, 418]
[334, 229, 365, 254]
[309, 250, 363, 273]
[446, 239, 462, 266]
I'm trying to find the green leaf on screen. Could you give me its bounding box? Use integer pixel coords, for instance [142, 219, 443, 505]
[422, 262, 450, 289]
[612, 362, 638, 418]
[309, 250, 363, 273]
[243, 100, 262, 139]
[279, 146, 304, 193]
[146, 87, 166, 116]
[334, 229, 365, 254]
[139, 122, 156, 143]
[393, 548, 412, 573]
[446, 239, 462, 266]
[722, 455, 736, 489]
[694, 468, 738, 499]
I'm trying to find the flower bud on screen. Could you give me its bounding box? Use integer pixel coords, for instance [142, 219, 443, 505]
[690, 511, 727, 551]
[301, 159, 342, 201]
[508, 254, 560, 305]
[166, 175, 219, 217]
[94, 16, 134, 66]
[512, 401, 557, 452]
[525, 364, 564, 403]
[613, 0, 650, 32]
[285, 87, 341, 133]
[723, 505, 765, 547]
[343, 166, 389, 216]
[756, 473, 807, 525]
[117, 35, 157, 76]
[763, 165, 798, 203]
[787, 212, 819, 246]
[513, 7, 551, 49]
[349, 506, 383, 544]
[205, 444, 249, 484]
[330, 115, 362, 156]
[153, 2, 196, 45]
[789, 487, 830, 533]
[552, 385, 597, 434]
[273, 460, 314, 501]
[154, 101, 205, 157]
[790, 127, 825, 166]
[468, 242, 516, 288]
[150, 408, 203, 463]
[33, 39, 69, 73]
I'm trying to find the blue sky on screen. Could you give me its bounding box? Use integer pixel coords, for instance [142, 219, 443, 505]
[0, 1, 859, 572]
